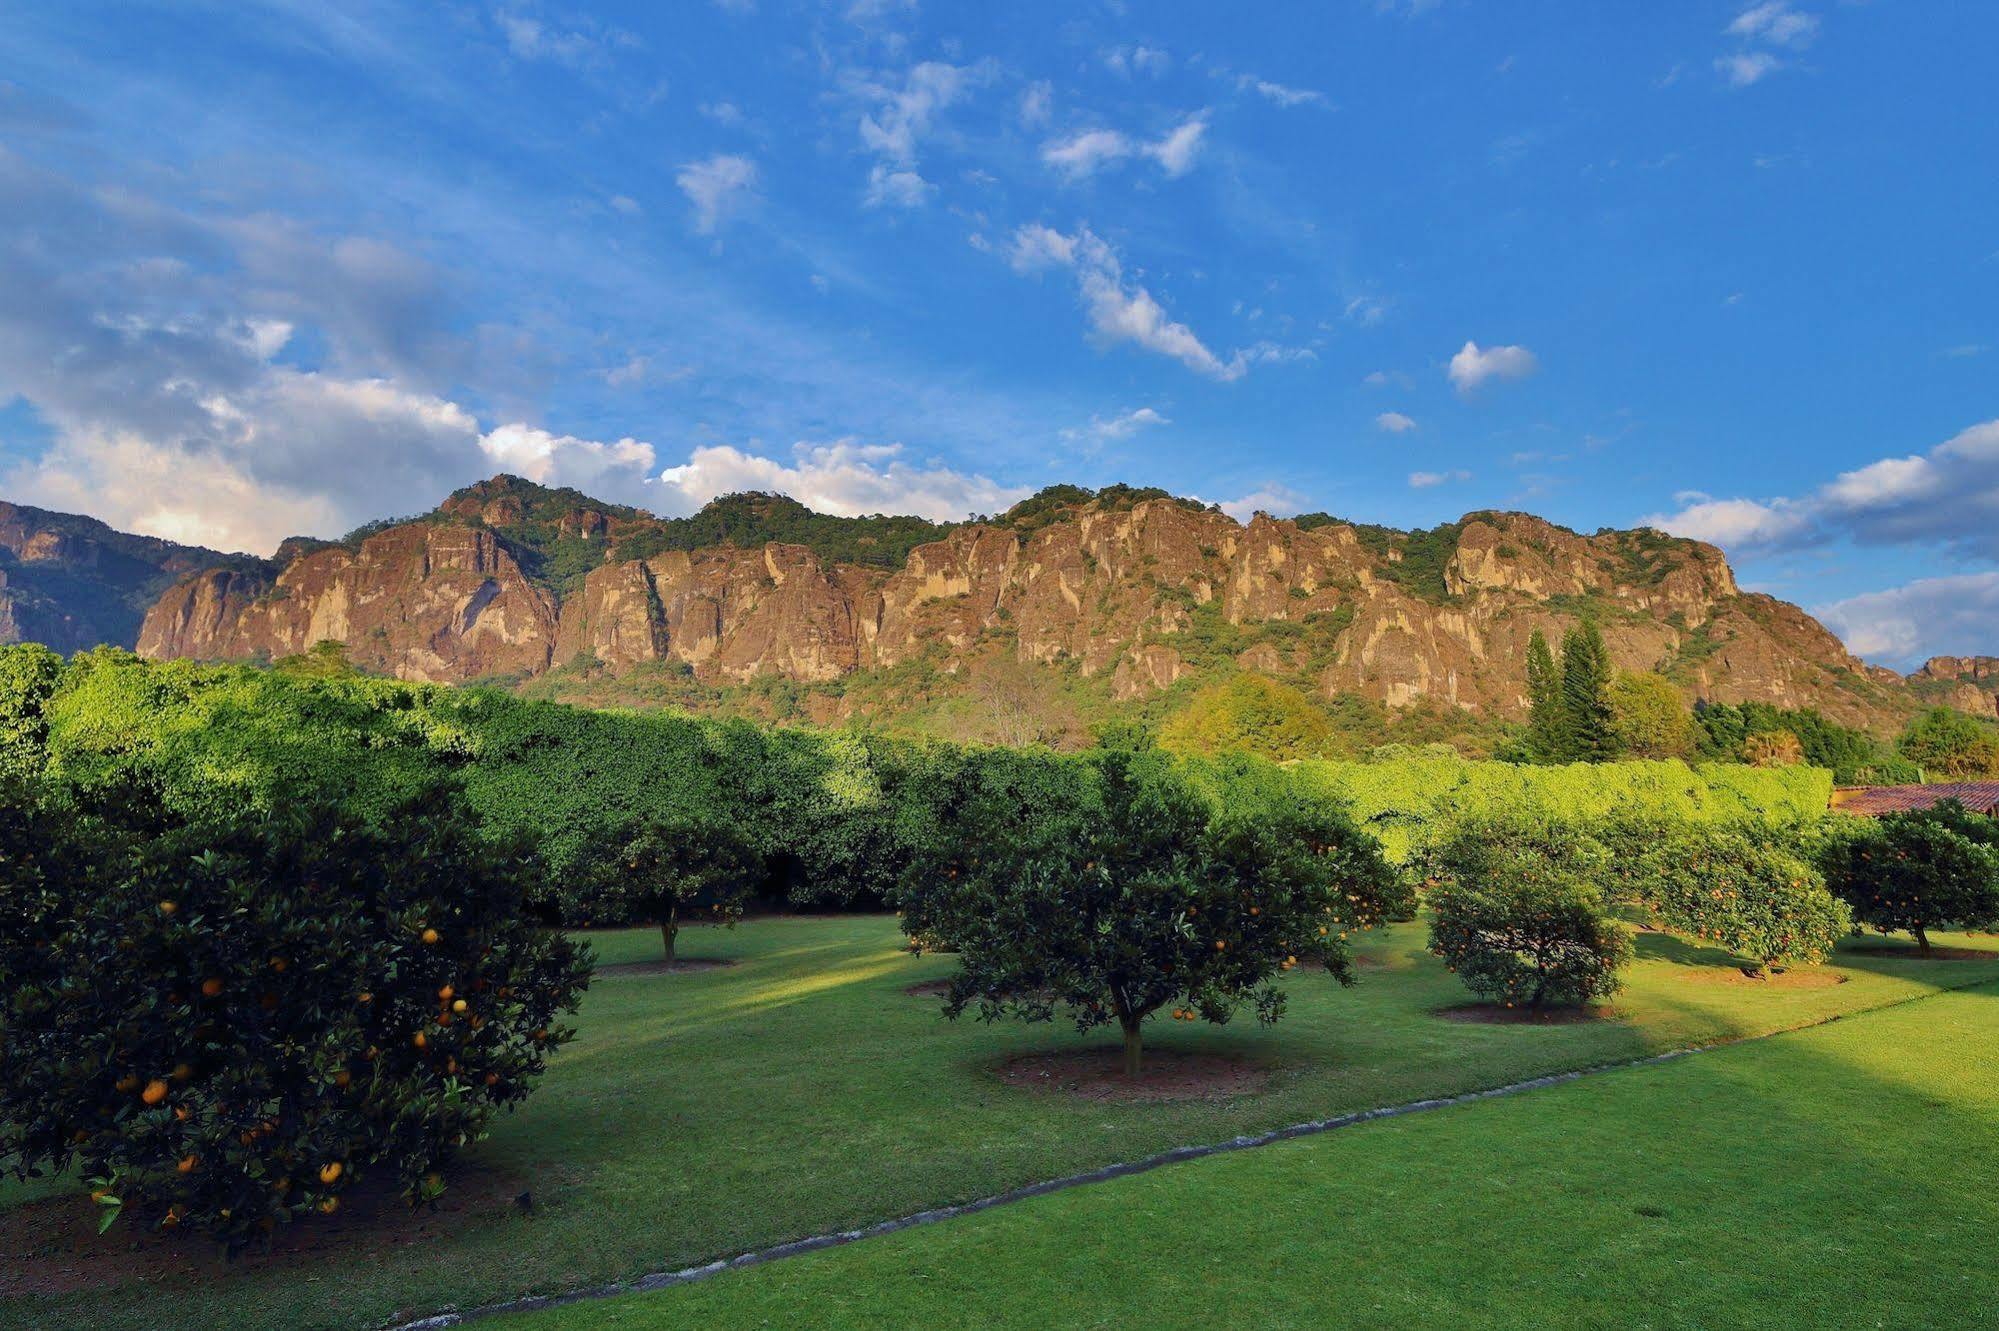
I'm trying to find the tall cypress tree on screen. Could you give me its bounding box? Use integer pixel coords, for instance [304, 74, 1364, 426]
[1560, 620, 1617, 761]
[1524, 628, 1564, 762]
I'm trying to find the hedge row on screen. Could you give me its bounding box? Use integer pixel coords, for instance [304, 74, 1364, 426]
[1287, 755, 1833, 863]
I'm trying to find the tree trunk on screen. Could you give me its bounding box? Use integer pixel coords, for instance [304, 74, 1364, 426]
[1914, 924, 1932, 958]
[661, 907, 679, 965]
[1121, 1020, 1143, 1079]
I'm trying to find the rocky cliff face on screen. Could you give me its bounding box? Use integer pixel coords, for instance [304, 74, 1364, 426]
[0, 501, 262, 654]
[1909, 656, 1999, 719]
[122, 476, 1959, 734]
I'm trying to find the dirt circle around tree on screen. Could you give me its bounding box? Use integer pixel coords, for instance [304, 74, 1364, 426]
[1433, 1003, 1619, 1025]
[905, 978, 954, 998]
[1679, 966, 1849, 989]
[596, 958, 739, 978]
[995, 1048, 1272, 1102]
[1843, 945, 1999, 962]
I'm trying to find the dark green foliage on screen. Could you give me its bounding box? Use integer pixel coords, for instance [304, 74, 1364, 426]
[1342, 521, 1465, 602]
[0, 771, 590, 1249]
[1425, 821, 1633, 1009]
[0, 642, 65, 778]
[991, 484, 1212, 535]
[1693, 700, 1904, 783]
[568, 813, 762, 960]
[1896, 706, 1999, 779]
[1820, 802, 1999, 955]
[1559, 620, 1617, 761]
[1524, 629, 1562, 760]
[898, 749, 1397, 1074]
[611, 492, 957, 569]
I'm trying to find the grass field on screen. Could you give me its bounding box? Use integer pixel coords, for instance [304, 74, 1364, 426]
[493, 978, 1999, 1331]
[4, 916, 1996, 1330]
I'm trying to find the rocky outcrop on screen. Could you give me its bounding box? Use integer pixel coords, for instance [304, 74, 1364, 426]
[0, 500, 260, 654]
[142, 523, 556, 682]
[108, 477, 1985, 734]
[1911, 656, 1999, 719]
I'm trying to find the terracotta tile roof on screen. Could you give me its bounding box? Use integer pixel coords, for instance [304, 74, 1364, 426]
[1831, 783, 1999, 817]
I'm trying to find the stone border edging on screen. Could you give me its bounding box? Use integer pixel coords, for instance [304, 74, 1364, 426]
[388, 975, 1992, 1330]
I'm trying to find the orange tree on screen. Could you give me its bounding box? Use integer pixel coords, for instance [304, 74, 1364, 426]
[0, 771, 590, 1250]
[568, 812, 762, 962]
[1819, 800, 1999, 956]
[1601, 819, 1851, 974]
[1426, 819, 1632, 1011]
[897, 748, 1399, 1076]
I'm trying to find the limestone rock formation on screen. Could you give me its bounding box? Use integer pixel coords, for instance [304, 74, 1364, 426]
[49, 474, 1977, 735]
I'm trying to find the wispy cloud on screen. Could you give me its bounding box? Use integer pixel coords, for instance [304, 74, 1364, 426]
[1063, 405, 1171, 443]
[1042, 114, 1209, 180]
[1375, 411, 1417, 434]
[1409, 469, 1471, 488]
[676, 153, 758, 233]
[1717, 2, 1818, 87]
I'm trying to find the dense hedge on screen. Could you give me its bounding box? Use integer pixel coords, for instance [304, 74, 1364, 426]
[0, 772, 589, 1247]
[1290, 756, 1833, 863]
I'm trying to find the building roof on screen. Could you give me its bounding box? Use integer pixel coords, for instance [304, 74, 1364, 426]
[1831, 783, 1999, 817]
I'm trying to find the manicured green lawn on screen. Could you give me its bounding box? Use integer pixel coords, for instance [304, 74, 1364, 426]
[3, 916, 1995, 1330]
[493, 978, 1999, 1331]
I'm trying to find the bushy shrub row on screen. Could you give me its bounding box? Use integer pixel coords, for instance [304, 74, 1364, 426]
[0, 770, 590, 1249]
[1289, 754, 1832, 864]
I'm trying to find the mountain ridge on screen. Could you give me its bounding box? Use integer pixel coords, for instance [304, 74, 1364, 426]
[92, 474, 1994, 737]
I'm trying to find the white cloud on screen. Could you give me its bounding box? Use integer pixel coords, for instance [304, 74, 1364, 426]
[652, 440, 1027, 521]
[1409, 469, 1471, 488]
[1717, 3, 1818, 88]
[1218, 486, 1308, 523]
[1375, 411, 1417, 434]
[1643, 419, 1999, 561]
[1005, 224, 1254, 380]
[864, 164, 932, 208]
[1815, 572, 1999, 669]
[1716, 52, 1782, 87]
[1104, 46, 1171, 79]
[1148, 115, 1208, 177]
[1727, 2, 1820, 49]
[1018, 80, 1053, 129]
[1042, 129, 1133, 179]
[1040, 114, 1208, 180]
[676, 154, 758, 234]
[1063, 406, 1170, 443]
[1238, 75, 1328, 108]
[847, 59, 989, 205]
[480, 422, 655, 491]
[1642, 496, 1811, 548]
[1447, 340, 1539, 393]
[495, 10, 638, 71]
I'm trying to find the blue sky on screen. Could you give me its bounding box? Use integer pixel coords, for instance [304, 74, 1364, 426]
[1, 1, 1994, 668]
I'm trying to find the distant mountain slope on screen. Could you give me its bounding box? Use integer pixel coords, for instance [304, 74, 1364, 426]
[0, 501, 268, 653]
[113, 474, 1992, 736]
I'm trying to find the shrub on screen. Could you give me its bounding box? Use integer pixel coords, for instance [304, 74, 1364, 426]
[1897, 707, 1999, 779]
[1627, 823, 1850, 972]
[1820, 802, 1999, 955]
[1426, 822, 1633, 1010]
[0, 773, 591, 1249]
[569, 812, 761, 961]
[899, 749, 1396, 1075]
